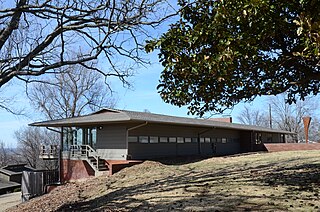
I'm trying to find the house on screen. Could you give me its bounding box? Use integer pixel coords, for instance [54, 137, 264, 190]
[0, 179, 20, 195]
[30, 109, 293, 182]
[0, 164, 36, 195]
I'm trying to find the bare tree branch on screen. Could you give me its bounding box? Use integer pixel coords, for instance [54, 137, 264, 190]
[28, 63, 117, 120]
[0, 0, 175, 89]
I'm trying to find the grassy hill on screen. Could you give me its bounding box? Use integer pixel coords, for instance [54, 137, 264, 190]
[7, 151, 320, 211]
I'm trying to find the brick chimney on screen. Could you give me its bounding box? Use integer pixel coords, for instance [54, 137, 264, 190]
[209, 117, 232, 123]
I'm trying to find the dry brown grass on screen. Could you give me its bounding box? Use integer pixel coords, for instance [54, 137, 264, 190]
[7, 151, 320, 211]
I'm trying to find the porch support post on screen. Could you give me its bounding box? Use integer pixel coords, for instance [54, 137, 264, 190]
[59, 127, 63, 183]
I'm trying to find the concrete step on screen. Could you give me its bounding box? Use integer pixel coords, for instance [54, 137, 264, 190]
[95, 170, 109, 177]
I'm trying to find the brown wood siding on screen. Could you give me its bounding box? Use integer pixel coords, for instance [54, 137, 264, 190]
[240, 131, 252, 152]
[200, 129, 240, 138]
[177, 143, 198, 156]
[128, 123, 242, 158]
[96, 124, 128, 160]
[96, 125, 127, 149]
[128, 143, 177, 159]
[94, 122, 285, 160]
[216, 142, 241, 155]
[272, 133, 281, 143]
[129, 123, 199, 137]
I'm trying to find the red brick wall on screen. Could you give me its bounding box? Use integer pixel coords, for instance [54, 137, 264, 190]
[264, 143, 320, 152]
[61, 159, 95, 182]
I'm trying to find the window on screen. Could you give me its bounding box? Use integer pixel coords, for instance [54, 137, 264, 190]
[217, 138, 222, 143]
[185, 137, 192, 143]
[177, 137, 184, 143]
[150, 136, 159, 143]
[160, 137, 168, 143]
[75, 128, 83, 145]
[192, 137, 198, 143]
[128, 136, 138, 143]
[62, 127, 97, 150]
[200, 138, 205, 143]
[211, 138, 217, 143]
[222, 138, 227, 143]
[205, 138, 211, 143]
[139, 136, 149, 143]
[255, 133, 262, 144]
[169, 137, 177, 143]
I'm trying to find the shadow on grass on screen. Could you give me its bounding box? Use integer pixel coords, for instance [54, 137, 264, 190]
[260, 163, 320, 192]
[55, 169, 286, 211]
[155, 156, 210, 165]
[55, 156, 320, 212]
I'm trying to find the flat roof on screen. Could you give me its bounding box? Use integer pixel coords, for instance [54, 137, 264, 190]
[0, 179, 20, 190]
[30, 108, 294, 134]
[0, 164, 35, 176]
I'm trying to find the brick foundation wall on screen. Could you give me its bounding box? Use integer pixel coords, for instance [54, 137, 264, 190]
[61, 159, 95, 182]
[264, 143, 320, 152]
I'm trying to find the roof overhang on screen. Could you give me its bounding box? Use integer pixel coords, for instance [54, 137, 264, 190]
[29, 108, 296, 135]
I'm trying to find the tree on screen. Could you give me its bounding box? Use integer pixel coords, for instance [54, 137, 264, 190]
[309, 117, 320, 142]
[0, 141, 7, 167]
[146, 0, 320, 116]
[14, 127, 59, 169]
[270, 94, 317, 142]
[0, 141, 14, 167]
[0, 140, 22, 167]
[28, 64, 117, 120]
[237, 94, 319, 142]
[17, 64, 118, 169]
[237, 105, 268, 127]
[0, 0, 174, 112]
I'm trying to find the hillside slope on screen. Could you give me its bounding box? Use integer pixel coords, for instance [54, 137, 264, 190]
[7, 151, 320, 211]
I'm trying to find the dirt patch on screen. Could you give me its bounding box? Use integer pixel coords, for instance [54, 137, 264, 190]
[6, 151, 320, 212]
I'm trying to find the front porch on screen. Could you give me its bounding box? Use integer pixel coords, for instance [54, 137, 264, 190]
[40, 144, 142, 182]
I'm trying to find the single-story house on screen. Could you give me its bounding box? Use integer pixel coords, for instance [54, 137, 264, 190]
[0, 164, 36, 194]
[0, 179, 20, 195]
[30, 108, 294, 181]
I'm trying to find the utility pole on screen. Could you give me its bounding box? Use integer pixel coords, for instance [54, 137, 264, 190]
[269, 104, 272, 129]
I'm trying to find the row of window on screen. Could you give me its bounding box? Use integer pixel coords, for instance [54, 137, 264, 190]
[128, 136, 238, 144]
[62, 127, 97, 150]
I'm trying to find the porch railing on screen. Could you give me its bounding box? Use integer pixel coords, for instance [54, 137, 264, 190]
[70, 145, 100, 171]
[39, 145, 59, 159]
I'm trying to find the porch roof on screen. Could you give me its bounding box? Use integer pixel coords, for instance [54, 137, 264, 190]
[30, 108, 294, 134]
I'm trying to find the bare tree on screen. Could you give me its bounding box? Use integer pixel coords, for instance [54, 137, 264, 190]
[0, 140, 26, 166]
[17, 60, 118, 170]
[28, 64, 117, 120]
[0, 0, 175, 112]
[237, 94, 320, 142]
[14, 127, 59, 169]
[309, 117, 320, 143]
[270, 94, 318, 142]
[0, 140, 12, 167]
[237, 105, 268, 127]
